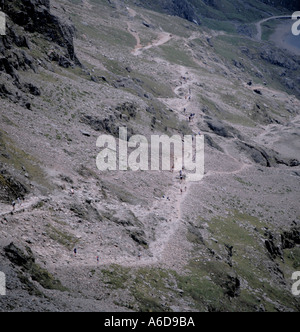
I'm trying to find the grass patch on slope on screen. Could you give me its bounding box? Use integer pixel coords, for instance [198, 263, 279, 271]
[0, 130, 52, 193]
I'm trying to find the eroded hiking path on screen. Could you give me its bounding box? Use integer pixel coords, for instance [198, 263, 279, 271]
[131, 29, 172, 56]
[0, 47, 251, 274]
[69, 52, 251, 269]
[1, 9, 252, 272]
[254, 15, 291, 41]
[0, 196, 41, 218]
[93, 63, 250, 269]
[127, 7, 172, 56]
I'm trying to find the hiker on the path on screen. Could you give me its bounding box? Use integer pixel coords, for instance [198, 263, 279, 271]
[12, 201, 16, 212]
[138, 252, 141, 260]
[179, 170, 183, 182]
[74, 248, 77, 256]
[97, 256, 100, 264]
[189, 113, 195, 123]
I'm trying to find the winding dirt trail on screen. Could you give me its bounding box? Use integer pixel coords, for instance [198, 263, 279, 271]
[131, 30, 172, 56]
[4, 7, 252, 271]
[126, 7, 172, 56]
[254, 15, 291, 41]
[0, 196, 41, 218]
[91, 61, 249, 269]
[1, 34, 251, 272]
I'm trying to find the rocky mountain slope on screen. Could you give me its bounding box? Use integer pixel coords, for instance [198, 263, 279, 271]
[135, 0, 298, 27]
[0, 0, 299, 312]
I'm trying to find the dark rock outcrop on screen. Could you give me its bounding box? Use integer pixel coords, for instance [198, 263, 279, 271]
[264, 225, 300, 260]
[128, 228, 148, 248]
[223, 272, 241, 298]
[0, 0, 80, 103]
[265, 231, 283, 260]
[81, 103, 138, 138]
[0, 163, 28, 203]
[1, 0, 80, 66]
[206, 119, 242, 139]
[281, 226, 300, 250]
[235, 141, 275, 167]
[260, 48, 298, 71]
[4, 242, 35, 268]
[4, 242, 66, 291]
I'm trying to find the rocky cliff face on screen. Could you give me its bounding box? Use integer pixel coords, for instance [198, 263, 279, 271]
[0, 0, 80, 103]
[1, 0, 79, 64]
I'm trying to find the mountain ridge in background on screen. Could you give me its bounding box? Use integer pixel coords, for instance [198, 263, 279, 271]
[134, 0, 299, 28]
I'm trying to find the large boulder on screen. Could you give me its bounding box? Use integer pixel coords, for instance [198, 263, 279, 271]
[281, 226, 300, 250]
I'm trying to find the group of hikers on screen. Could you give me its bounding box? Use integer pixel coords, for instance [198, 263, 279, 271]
[73, 248, 100, 264]
[180, 74, 195, 123]
[171, 165, 188, 193]
[188, 113, 196, 122]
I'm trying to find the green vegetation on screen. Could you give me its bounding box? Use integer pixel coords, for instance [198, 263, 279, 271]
[29, 261, 68, 292]
[72, 15, 136, 49]
[212, 33, 300, 102]
[261, 20, 281, 41]
[160, 43, 197, 68]
[99, 265, 176, 312]
[97, 255, 280, 312]
[194, 211, 299, 311]
[46, 224, 79, 250]
[0, 130, 51, 192]
[284, 248, 300, 270]
[5, 243, 67, 293]
[202, 18, 236, 33]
